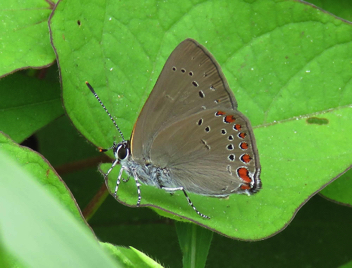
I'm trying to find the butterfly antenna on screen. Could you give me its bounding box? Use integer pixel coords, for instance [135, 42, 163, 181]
[85, 82, 125, 141]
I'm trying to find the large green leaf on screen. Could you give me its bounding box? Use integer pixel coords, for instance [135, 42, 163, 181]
[0, 141, 119, 268]
[0, 1, 57, 77]
[0, 69, 63, 143]
[0, 132, 89, 224]
[49, 0, 352, 240]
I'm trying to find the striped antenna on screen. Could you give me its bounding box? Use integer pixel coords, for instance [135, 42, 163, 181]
[85, 82, 125, 141]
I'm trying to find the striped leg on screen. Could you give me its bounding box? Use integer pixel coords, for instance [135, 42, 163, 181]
[104, 159, 119, 186]
[162, 187, 210, 219]
[113, 166, 125, 198]
[132, 170, 142, 207]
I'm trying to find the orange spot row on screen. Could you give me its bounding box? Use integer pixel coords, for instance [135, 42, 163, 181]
[237, 167, 252, 183]
[234, 124, 241, 131]
[241, 154, 252, 163]
[225, 115, 236, 123]
[216, 111, 226, 116]
[238, 132, 246, 139]
[241, 184, 251, 190]
[240, 142, 248, 149]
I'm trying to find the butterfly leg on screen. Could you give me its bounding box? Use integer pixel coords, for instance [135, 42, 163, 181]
[113, 164, 124, 199]
[132, 169, 142, 207]
[104, 158, 119, 177]
[162, 187, 210, 219]
[102, 158, 123, 199]
[99, 143, 123, 198]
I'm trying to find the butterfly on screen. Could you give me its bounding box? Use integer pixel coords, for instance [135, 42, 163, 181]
[86, 38, 261, 219]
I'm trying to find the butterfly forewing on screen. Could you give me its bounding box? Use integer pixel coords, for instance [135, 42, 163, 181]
[131, 39, 238, 162]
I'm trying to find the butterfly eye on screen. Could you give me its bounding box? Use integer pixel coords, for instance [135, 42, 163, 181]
[116, 144, 129, 160]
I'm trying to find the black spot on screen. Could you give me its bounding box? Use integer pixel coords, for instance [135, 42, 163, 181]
[227, 144, 234, 150]
[205, 126, 210, 132]
[77, 20, 81, 26]
[210, 85, 215, 91]
[228, 154, 235, 161]
[193, 81, 199, 87]
[199, 90, 205, 98]
[197, 118, 203, 125]
[228, 135, 234, 141]
[181, 68, 186, 73]
[221, 129, 226, 135]
[172, 66, 177, 71]
[189, 71, 193, 76]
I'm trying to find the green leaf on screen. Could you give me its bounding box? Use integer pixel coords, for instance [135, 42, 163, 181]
[101, 243, 164, 268]
[50, 0, 352, 240]
[129, 247, 164, 268]
[0, 1, 56, 77]
[320, 169, 352, 207]
[0, 69, 64, 143]
[176, 222, 213, 268]
[339, 260, 352, 268]
[0, 146, 120, 268]
[0, 132, 88, 225]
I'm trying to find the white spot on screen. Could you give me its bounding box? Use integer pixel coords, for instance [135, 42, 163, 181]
[227, 165, 232, 175]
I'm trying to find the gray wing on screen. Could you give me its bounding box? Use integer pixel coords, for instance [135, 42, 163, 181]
[131, 39, 237, 162]
[149, 108, 261, 196]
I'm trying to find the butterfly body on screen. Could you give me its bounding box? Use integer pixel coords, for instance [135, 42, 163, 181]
[115, 141, 175, 190]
